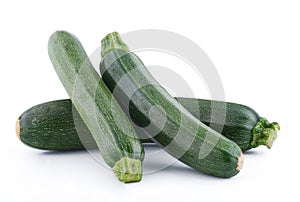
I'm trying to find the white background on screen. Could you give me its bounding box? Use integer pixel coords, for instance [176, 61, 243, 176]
[1, 0, 299, 201]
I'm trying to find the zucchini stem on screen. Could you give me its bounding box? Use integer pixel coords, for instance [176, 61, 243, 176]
[101, 32, 129, 57]
[113, 157, 143, 183]
[251, 117, 280, 149]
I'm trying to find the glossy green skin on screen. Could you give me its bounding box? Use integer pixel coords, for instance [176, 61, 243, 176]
[18, 98, 259, 151]
[177, 98, 259, 151]
[48, 31, 144, 168]
[100, 48, 242, 178]
[19, 99, 96, 150]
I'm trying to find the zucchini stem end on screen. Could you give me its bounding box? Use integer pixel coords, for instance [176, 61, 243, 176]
[113, 157, 143, 183]
[251, 117, 280, 149]
[101, 32, 129, 57]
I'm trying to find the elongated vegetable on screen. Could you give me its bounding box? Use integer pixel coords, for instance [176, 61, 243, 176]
[178, 98, 279, 150]
[17, 98, 279, 151]
[100, 32, 243, 178]
[47, 31, 144, 183]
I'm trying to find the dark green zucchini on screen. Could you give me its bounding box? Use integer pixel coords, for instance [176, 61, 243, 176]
[17, 98, 279, 151]
[100, 32, 243, 178]
[177, 98, 279, 150]
[17, 99, 98, 151]
[47, 31, 144, 183]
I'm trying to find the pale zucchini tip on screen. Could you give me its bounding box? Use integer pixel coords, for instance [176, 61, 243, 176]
[236, 151, 244, 172]
[16, 117, 21, 140]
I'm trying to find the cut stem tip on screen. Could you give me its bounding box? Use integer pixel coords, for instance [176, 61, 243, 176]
[113, 157, 143, 183]
[251, 117, 280, 149]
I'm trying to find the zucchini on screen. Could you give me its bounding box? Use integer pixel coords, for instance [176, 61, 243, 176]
[17, 98, 279, 151]
[47, 31, 144, 183]
[100, 32, 243, 178]
[17, 99, 99, 150]
[177, 98, 280, 150]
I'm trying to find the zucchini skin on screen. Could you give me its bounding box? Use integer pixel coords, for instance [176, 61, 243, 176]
[47, 31, 144, 182]
[17, 98, 274, 151]
[18, 99, 95, 150]
[176, 98, 258, 151]
[100, 32, 243, 178]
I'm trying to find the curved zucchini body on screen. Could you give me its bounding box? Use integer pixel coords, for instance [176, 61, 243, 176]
[100, 32, 243, 178]
[47, 31, 144, 182]
[17, 98, 279, 151]
[176, 98, 279, 150]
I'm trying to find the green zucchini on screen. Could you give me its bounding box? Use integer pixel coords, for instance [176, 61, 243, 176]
[100, 32, 243, 178]
[17, 98, 279, 151]
[177, 98, 279, 150]
[47, 31, 144, 183]
[17, 99, 99, 151]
